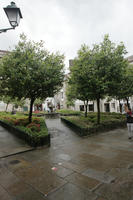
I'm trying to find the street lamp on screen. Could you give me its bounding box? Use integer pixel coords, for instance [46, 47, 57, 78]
[0, 2, 22, 33]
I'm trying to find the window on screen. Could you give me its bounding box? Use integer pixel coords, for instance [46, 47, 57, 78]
[89, 104, 94, 111]
[80, 105, 84, 111]
[104, 103, 110, 112]
[111, 103, 115, 109]
[61, 92, 63, 99]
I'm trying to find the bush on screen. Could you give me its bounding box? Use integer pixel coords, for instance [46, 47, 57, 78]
[0, 112, 48, 138]
[27, 123, 40, 132]
[61, 112, 126, 136]
[57, 109, 81, 115]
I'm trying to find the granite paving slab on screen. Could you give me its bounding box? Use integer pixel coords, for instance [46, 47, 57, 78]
[65, 172, 100, 190]
[54, 165, 74, 178]
[0, 126, 33, 158]
[95, 178, 133, 200]
[14, 165, 67, 195]
[82, 168, 115, 184]
[0, 184, 11, 200]
[46, 183, 97, 200]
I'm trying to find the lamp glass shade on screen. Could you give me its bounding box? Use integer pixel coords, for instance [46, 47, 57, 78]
[4, 8, 20, 27]
[4, 2, 22, 28]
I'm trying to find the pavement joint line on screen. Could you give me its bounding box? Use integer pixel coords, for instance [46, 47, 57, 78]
[0, 148, 35, 159]
[90, 182, 104, 193]
[11, 170, 49, 198]
[11, 163, 68, 198]
[55, 170, 75, 180]
[44, 181, 68, 197]
[0, 180, 15, 199]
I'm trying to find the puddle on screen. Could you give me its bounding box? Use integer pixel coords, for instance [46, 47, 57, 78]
[9, 160, 21, 165]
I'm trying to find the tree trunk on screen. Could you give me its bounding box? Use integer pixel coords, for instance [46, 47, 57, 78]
[126, 98, 130, 109]
[5, 102, 9, 112]
[29, 98, 35, 123]
[96, 98, 100, 124]
[119, 100, 122, 113]
[85, 100, 88, 117]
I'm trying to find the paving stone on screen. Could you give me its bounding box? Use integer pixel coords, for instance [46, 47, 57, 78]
[108, 167, 133, 179]
[15, 165, 67, 194]
[14, 165, 50, 182]
[0, 185, 12, 200]
[62, 160, 88, 173]
[54, 165, 74, 178]
[20, 150, 45, 163]
[47, 183, 97, 200]
[57, 153, 71, 161]
[5, 158, 31, 172]
[88, 148, 118, 159]
[95, 178, 133, 200]
[82, 168, 115, 184]
[0, 169, 19, 188]
[30, 173, 67, 195]
[73, 153, 114, 171]
[0, 126, 33, 158]
[96, 198, 107, 200]
[6, 181, 31, 196]
[14, 186, 47, 200]
[65, 172, 100, 190]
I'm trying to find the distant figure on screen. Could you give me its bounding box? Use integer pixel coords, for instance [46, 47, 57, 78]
[126, 108, 133, 139]
[124, 104, 128, 113]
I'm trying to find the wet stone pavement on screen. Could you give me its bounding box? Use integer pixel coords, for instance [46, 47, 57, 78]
[0, 117, 133, 199]
[0, 126, 33, 158]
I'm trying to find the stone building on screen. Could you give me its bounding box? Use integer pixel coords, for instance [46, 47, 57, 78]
[0, 50, 9, 58]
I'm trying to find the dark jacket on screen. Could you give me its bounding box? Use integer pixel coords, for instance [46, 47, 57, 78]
[126, 111, 133, 123]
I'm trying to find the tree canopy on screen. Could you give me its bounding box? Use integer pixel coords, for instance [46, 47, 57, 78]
[113, 64, 133, 109]
[68, 35, 128, 123]
[0, 34, 65, 122]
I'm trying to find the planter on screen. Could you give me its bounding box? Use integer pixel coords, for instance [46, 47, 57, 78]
[58, 113, 80, 116]
[61, 117, 126, 137]
[0, 120, 50, 147]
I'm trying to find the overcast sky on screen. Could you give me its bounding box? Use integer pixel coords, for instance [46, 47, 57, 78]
[0, 0, 133, 68]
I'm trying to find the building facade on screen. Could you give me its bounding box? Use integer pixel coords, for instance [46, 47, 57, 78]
[54, 57, 133, 113]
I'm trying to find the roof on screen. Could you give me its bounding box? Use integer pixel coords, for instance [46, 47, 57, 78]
[0, 50, 10, 58]
[126, 55, 133, 63]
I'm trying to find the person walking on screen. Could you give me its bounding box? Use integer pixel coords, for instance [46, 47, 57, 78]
[126, 108, 133, 139]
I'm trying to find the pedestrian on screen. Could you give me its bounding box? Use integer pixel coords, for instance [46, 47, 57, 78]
[126, 108, 133, 139]
[124, 103, 128, 113]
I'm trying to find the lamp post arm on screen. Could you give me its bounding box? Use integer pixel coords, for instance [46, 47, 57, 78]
[0, 27, 15, 33]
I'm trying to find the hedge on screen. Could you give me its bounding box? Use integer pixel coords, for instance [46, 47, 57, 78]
[61, 117, 126, 137]
[0, 120, 50, 147]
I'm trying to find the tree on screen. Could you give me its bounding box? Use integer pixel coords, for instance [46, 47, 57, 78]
[68, 35, 128, 123]
[66, 83, 76, 108]
[113, 64, 133, 110]
[0, 34, 64, 122]
[0, 95, 25, 112]
[1, 96, 13, 112]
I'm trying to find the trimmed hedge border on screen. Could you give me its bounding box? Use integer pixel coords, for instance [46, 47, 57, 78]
[0, 120, 50, 147]
[58, 113, 80, 116]
[61, 117, 126, 137]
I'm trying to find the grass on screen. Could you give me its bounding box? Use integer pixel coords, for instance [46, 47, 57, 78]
[0, 112, 48, 139]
